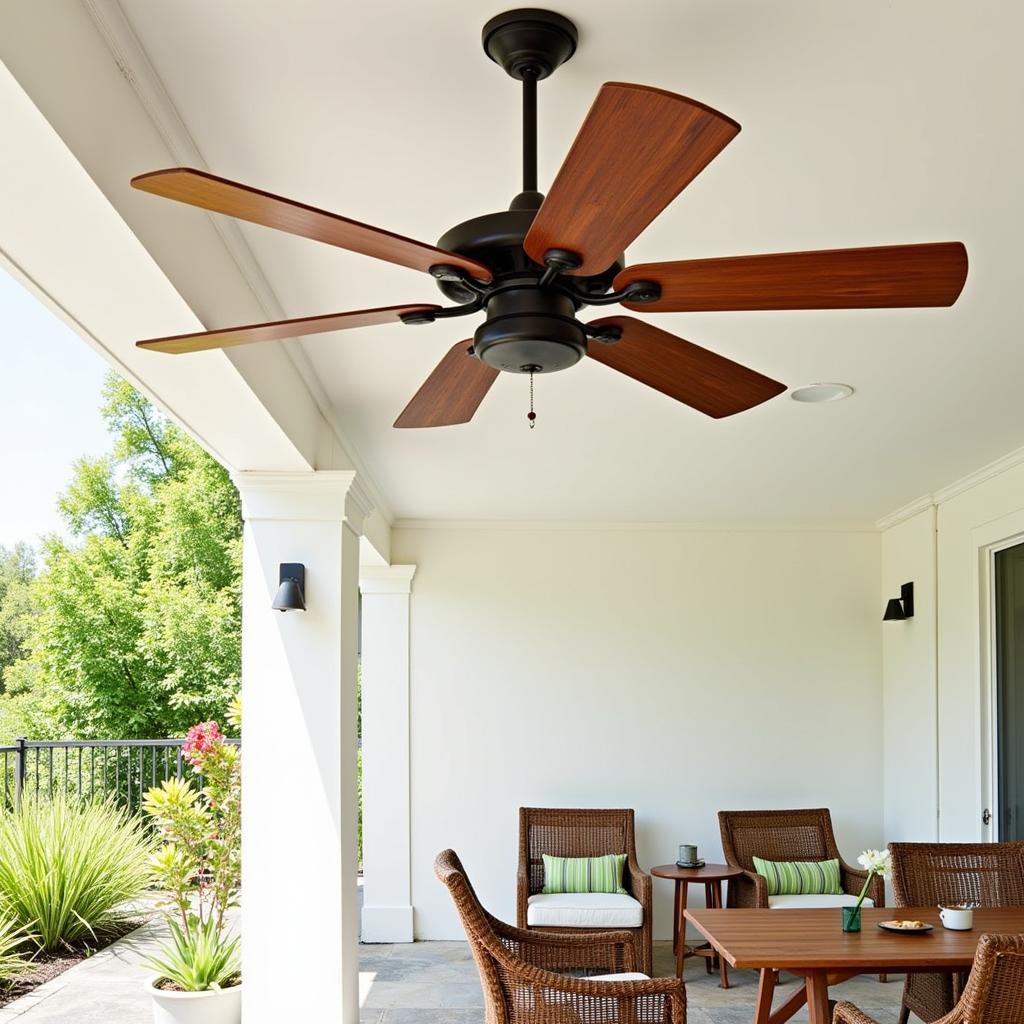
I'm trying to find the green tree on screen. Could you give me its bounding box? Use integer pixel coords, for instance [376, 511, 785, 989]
[0, 374, 241, 739]
[0, 543, 36, 692]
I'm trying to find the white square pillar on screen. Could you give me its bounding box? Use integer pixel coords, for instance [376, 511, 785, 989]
[235, 471, 371, 1024]
[359, 565, 416, 943]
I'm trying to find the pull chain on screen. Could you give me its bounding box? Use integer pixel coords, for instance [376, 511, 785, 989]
[527, 370, 537, 428]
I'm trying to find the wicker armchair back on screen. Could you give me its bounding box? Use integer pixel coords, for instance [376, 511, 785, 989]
[520, 808, 637, 896]
[889, 841, 1024, 908]
[717, 808, 883, 911]
[719, 808, 840, 869]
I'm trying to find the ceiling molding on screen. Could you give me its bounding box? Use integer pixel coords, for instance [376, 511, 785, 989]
[932, 443, 1024, 505]
[876, 443, 1024, 529]
[875, 494, 936, 532]
[79, 0, 394, 526]
[392, 519, 878, 533]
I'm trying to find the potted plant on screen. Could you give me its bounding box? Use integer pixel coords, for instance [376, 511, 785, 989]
[143, 717, 241, 1023]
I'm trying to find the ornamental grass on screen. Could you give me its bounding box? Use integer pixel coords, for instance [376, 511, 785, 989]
[0, 917, 29, 990]
[0, 796, 156, 954]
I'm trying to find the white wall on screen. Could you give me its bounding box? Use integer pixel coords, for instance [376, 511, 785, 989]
[391, 526, 882, 940]
[881, 508, 938, 843]
[880, 456, 1024, 844]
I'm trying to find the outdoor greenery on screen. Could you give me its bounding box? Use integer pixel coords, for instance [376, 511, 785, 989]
[0, 545, 35, 695]
[0, 796, 155, 953]
[0, 374, 250, 994]
[144, 718, 241, 990]
[0, 374, 242, 740]
[147, 915, 241, 993]
[0, 917, 28, 990]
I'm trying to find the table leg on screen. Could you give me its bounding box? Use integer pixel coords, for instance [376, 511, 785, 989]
[710, 880, 729, 989]
[761, 971, 855, 1024]
[805, 971, 831, 1024]
[671, 881, 681, 954]
[753, 968, 776, 1024]
[766, 978, 808, 1024]
[702, 883, 714, 975]
[674, 881, 688, 978]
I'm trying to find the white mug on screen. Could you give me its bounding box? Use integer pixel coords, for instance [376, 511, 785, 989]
[938, 905, 974, 930]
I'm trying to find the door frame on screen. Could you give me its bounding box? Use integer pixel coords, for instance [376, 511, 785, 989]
[979, 527, 1024, 841]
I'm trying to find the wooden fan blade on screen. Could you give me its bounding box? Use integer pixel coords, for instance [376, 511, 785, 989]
[523, 83, 740, 276]
[617, 242, 968, 311]
[587, 316, 785, 418]
[394, 342, 499, 428]
[132, 168, 492, 282]
[137, 304, 440, 354]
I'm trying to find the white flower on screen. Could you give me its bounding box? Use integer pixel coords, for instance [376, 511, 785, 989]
[857, 849, 891, 876]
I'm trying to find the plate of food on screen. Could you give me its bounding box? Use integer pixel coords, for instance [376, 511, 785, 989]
[878, 919, 934, 933]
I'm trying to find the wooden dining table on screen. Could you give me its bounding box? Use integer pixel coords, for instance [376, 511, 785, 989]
[686, 905, 1024, 1024]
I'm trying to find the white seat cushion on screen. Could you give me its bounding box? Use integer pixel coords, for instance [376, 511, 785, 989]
[527, 892, 644, 928]
[542, 972, 651, 1007]
[768, 894, 874, 909]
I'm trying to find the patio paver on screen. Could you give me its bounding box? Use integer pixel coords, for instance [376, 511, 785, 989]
[3, 931, 906, 1023]
[0, 918, 166, 1023]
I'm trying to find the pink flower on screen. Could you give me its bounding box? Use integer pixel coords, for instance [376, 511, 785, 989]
[183, 721, 223, 768]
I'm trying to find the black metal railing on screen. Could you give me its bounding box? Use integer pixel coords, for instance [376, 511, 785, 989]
[0, 738, 240, 813]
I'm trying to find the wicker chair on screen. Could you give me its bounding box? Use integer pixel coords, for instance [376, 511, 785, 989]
[436, 849, 685, 1024]
[718, 809, 885, 911]
[518, 808, 653, 976]
[834, 934, 1024, 1024]
[888, 842, 1024, 1024]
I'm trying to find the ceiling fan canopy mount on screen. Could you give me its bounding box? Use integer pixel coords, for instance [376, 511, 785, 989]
[130, 7, 968, 429]
[481, 7, 578, 81]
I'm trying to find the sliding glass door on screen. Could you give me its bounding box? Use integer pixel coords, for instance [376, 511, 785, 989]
[994, 542, 1024, 840]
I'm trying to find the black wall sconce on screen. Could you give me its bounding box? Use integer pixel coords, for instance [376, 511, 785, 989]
[883, 581, 914, 621]
[272, 563, 306, 612]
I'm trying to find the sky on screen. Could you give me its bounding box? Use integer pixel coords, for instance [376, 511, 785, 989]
[0, 267, 111, 550]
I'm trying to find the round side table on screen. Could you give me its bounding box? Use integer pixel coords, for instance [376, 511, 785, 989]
[651, 863, 743, 987]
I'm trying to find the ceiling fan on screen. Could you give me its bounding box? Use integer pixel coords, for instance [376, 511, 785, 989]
[132, 8, 968, 428]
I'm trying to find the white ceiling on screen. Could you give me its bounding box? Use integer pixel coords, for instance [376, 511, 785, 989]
[116, 0, 1023, 524]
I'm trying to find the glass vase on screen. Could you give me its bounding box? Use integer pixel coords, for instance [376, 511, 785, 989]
[841, 906, 862, 932]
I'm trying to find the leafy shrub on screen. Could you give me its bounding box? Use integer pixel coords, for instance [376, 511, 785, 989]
[0, 797, 155, 953]
[146, 915, 240, 992]
[144, 719, 240, 990]
[0, 917, 29, 989]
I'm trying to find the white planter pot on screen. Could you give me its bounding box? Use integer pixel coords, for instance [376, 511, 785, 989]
[147, 977, 242, 1024]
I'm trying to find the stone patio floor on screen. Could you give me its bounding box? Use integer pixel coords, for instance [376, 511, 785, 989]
[359, 941, 904, 1024]
[1, 924, 906, 1023]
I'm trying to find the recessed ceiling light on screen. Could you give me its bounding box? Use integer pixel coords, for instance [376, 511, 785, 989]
[790, 383, 854, 404]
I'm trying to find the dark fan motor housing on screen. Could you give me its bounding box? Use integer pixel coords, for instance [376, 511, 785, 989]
[428, 12, 641, 376]
[432, 192, 631, 374]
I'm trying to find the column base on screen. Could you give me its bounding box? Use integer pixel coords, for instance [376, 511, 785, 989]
[361, 905, 414, 944]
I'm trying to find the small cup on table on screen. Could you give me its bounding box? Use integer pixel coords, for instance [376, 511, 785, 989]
[939, 904, 975, 930]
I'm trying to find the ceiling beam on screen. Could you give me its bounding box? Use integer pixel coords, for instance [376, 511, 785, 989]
[0, 2, 393, 559]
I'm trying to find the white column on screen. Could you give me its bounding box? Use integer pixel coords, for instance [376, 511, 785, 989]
[359, 565, 416, 942]
[236, 471, 371, 1024]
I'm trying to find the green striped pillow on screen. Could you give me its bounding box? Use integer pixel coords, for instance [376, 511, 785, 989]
[752, 857, 843, 896]
[541, 853, 628, 895]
